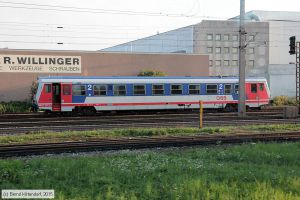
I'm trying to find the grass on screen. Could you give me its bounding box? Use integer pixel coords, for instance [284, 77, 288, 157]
[1, 142, 300, 199]
[1, 124, 300, 145]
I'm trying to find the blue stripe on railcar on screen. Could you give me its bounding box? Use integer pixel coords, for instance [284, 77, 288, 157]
[200, 84, 206, 95]
[164, 84, 170, 95]
[107, 84, 113, 96]
[146, 84, 152, 96]
[72, 96, 86, 103]
[183, 83, 189, 95]
[126, 84, 133, 96]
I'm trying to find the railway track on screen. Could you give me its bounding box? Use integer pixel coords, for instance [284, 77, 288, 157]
[0, 110, 298, 134]
[1, 132, 299, 157]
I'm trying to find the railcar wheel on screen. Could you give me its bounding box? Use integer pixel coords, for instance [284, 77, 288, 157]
[83, 107, 96, 115]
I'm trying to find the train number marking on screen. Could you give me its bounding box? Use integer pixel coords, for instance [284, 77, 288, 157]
[216, 96, 226, 100]
[87, 84, 92, 90]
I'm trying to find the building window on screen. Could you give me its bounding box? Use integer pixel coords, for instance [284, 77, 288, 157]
[63, 85, 71, 95]
[224, 60, 229, 66]
[209, 60, 213, 67]
[249, 60, 255, 67]
[224, 34, 230, 41]
[251, 84, 257, 93]
[206, 84, 218, 94]
[114, 85, 126, 96]
[235, 84, 239, 94]
[134, 85, 146, 95]
[189, 84, 200, 95]
[215, 34, 221, 41]
[232, 60, 238, 66]
[207, 34, 213, 40]
[207, 47, 213, 53]
[249, 35, 255, 41]
[94, 85, 106, 96]
[232, 35, 238, 41]
[215, 47, 221, 54]
[152, 84, 164, 95]
[215, 60, 221, 66]
[224, 47, 229, 54]
[72, 85, 86, 96]
[171, 84, 182, 95]
[45, 84, 51, 93]
[225, 84, 232, 94]
[232, 47, 238, 54]
[249, 47, 254, 54]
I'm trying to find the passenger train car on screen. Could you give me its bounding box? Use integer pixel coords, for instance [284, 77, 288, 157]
[35, 76, 270, 113]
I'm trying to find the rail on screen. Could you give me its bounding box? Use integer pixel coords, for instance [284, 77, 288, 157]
[1, 132, 299, 157]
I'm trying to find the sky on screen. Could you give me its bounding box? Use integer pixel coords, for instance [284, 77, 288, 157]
[0, 0, 299, 51]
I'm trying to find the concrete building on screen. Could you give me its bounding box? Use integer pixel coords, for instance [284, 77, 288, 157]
[102, 10, 300, 97]
[0, 49, 209, 101]
[193, 20, 269, 77]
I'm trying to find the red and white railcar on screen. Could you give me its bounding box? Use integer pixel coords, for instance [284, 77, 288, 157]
[35, 76, 270, 113]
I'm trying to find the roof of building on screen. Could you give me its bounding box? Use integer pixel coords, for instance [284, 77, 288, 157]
[230, 10, 300, 22]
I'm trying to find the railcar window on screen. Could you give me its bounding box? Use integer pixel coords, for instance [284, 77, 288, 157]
[206, 84, 217, 94]
[114, 85, 126, 96]
[94, 85, 107, 96]
[72, 85, 86, 96]
[189, 85, 200, 95]
[225, 84, 232, 94]
[259, 83, 264, 91]
[63, 85, 71, 95]
[235, 84, 239, 94]
[45, 84, 51, 93]
[251, 84, 257, 93]
[134, 85, 146, 95]
[152, 84, 164, 95]
[171, 84, 182, 95]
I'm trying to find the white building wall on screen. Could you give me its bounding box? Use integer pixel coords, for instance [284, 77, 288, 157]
[269, 21, 300, 65]
[268, 64, 296, 97]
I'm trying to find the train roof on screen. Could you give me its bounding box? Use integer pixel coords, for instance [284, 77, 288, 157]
[38, 76, 268, 84]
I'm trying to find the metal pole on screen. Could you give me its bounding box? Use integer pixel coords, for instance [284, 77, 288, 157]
[238, 0, 246, 117]
[296, 42, 300, 114]
[199, 101, 203, 128]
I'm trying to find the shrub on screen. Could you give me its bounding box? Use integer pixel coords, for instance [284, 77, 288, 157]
[272, 96, 298, 106]
[29, 81, 38, 100]
[138, 69, 166, 77]
[0, 101, 31, 113]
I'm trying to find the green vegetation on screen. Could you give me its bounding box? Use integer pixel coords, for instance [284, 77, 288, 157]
[1, 124, 300, 145]
[0, 127, 228, 145]
[1, 142, 300, 199]
[272, 95, 298, 106]
[0, 101, 31, 114]
[29, 81, 38, 100]
[138, 69, 166, 76]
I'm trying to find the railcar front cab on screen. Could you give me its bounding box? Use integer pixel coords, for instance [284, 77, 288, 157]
[37, 82, 73, 113]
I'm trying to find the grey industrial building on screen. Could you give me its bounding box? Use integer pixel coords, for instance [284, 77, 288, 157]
[102, 10, 300, 97]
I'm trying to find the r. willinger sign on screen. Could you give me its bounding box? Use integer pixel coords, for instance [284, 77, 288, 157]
[0, 55, 81, 73]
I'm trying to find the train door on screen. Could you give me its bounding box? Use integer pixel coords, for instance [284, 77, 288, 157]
[52, 83, 61, 112]
[61, 83, 72, 111]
